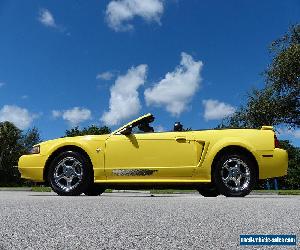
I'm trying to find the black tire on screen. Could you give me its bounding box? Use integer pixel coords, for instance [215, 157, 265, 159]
[84, 185, 105, 196]
[213, 152, 257, 197]
[197, 186, 219, 197]
[47, 151, 93, 196]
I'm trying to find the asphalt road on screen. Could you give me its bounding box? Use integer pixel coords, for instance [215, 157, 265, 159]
[0, 191, 299, 250]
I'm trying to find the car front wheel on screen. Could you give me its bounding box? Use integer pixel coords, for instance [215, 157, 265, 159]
[48, 151, 92, 196]
[84, 185, 105, 196]
[213, 152, 256, 197]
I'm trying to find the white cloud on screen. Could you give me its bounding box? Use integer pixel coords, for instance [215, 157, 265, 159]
[38, 9, 56, 28]
[96, 71, 114, 81]
[144, 52, 203, 116]
[52, 107, 91, 126]
[52, 110, 62, 118]
[278, 128, 300, 139]
[295, 130, 300, 138]
[0, 105, 37, 129]
[155, 125, 164, 132]
[0, 82, 5, 88]
[101, 64, 147, 126]
[202, 99, 236, 121]
[105, 0, 164, 31]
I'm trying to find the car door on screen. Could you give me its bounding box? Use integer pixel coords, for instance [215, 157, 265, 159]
[104, 131, 204, 180]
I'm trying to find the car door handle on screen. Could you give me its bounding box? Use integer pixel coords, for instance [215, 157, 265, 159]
[175, 137, 186, 142]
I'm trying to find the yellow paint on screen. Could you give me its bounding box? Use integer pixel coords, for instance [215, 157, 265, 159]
[105, 132, 203, 180]
[18, 113, 288, 184]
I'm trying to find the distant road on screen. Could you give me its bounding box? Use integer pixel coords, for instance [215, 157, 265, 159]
[0, 191, 299, 249]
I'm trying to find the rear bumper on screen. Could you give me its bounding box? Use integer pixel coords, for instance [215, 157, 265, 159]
[258, 148, 288, 179]
[18, 154, 47, 182]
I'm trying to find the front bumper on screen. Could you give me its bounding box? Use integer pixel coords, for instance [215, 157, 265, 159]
[18, 154, 47, 182]
[258, 148, 288, 179]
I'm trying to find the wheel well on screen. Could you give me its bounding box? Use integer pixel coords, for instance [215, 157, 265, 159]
[43, 145, 93, 185]
[211, 145, 259, 182]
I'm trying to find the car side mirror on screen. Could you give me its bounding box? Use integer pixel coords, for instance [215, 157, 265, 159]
[120, 126, 132, 135]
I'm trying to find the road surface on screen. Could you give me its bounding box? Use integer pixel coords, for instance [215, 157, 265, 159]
[0, 191, 299, 249]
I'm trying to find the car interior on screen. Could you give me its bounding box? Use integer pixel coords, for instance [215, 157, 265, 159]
[132, 115, 184, 133]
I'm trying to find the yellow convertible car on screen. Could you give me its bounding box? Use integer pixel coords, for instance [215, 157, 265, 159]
[18, 113, 288, 197]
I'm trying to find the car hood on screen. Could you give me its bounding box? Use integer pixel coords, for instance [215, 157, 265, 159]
[36, 134, 111, 147]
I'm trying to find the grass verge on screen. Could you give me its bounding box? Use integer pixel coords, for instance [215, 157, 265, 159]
[253, 190, 300, 195]
[252, 190, 279, 193]
[278, 190, 300, 195]
[31, 186, 52, 192]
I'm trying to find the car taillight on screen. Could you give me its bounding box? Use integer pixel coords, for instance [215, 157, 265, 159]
[274, 134, 280, 148]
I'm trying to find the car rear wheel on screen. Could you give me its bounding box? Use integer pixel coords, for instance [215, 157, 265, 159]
[213, 152, 256, 197]
[48, 151, 92, 196]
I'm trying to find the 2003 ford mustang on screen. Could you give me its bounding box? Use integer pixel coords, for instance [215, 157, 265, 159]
[18, 113, 288, 197]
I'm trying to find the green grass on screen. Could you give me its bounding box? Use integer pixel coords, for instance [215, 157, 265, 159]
[252, 190, 279, 193]
[31, 186, 52, 192]
[253, 189, 300, 195]
[278, 190, 300, 195]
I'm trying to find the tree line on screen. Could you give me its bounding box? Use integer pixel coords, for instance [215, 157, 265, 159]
[0, 24, 299, 188]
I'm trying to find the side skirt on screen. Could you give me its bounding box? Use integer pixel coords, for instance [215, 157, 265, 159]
[93, 181, 211, 190]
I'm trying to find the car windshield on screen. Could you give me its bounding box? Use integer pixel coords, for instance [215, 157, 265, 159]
[131, 115, 155, 134]
[132, 122, 154, 133]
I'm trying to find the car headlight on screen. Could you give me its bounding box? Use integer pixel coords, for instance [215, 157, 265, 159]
[28, 145, 40, 154]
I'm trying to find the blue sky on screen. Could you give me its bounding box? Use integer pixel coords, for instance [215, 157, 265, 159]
[0, 0, 299, 145]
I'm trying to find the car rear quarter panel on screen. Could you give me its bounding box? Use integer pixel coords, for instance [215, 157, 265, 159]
[192, 129, 277, 180]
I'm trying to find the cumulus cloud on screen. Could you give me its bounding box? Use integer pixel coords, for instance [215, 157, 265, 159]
[0, 105, 37, 129]
[155, 125, 165, 132]
[96, 71, 114, 81]
[202, 99, 236, 121]
[38, 8, 56, 28]
[278, 128, 300, 139]
[144, 52, 203, 116]
[0, 82, 5, 88]
[51, 110, 62, 118]
[105, 0, 164, 31]
[101, 64, 147, 126]
[52, 107, 92, 126]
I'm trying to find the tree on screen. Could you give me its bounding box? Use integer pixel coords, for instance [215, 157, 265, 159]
[220, 24, 300, 129]
[218, 24, 300, 189]
[21, 127, 41, 153]
[0, 122, 22, 184]
[266, 24, 300, 127]
[278, 140, 300, 189]
[65, 125, 111, 137]
[0, 122, 41, 185]
[219, 87, 280, 128]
